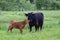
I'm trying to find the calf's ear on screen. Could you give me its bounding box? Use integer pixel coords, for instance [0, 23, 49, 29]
[25, 14, 28, 16]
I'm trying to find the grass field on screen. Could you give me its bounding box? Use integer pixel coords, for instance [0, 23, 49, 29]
[0, 10, 60, 40]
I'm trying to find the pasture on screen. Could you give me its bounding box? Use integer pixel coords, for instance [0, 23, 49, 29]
[0, 10, 60, 40]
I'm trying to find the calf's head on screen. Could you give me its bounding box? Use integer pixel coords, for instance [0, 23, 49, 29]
[24, 19, 30, 24]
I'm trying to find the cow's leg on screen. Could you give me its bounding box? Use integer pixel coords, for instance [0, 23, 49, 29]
[40, 23, 43, 31]
[30, 26, 32, 32]
[37, 25, 39, 31]
[35, 25, 38, 32]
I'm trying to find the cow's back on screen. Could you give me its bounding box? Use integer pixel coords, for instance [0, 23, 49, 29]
[34, 12, 44, 23]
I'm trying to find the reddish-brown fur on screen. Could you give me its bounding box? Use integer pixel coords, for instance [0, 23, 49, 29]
[8, 19, 30, 34]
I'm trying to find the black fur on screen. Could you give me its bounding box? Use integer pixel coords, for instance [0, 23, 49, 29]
[25, 12, 44, 32]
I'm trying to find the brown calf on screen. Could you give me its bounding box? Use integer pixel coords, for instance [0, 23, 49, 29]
[8, 19, 30, 34]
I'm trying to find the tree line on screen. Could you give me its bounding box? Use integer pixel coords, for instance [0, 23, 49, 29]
[0, 0, 60, 11]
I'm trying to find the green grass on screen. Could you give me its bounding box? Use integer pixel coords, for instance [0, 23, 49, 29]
[0, 10, 60, 40]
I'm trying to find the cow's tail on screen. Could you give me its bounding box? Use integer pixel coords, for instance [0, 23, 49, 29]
[41, 12, 44, 22]
[41, 12, 44, 18]
[40, 13, 44, 17]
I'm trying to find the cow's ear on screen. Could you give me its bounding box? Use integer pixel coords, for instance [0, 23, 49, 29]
[25, 14, 28, 16]
[31, 12, 35, 15]
[32, 14, 35, 15]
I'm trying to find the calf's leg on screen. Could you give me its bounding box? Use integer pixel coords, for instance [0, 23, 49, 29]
[7, 25, 13, 32]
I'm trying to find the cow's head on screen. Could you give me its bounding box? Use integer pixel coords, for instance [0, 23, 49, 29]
[25, 12, 35, 22]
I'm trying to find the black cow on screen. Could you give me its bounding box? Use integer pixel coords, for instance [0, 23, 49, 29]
[25, 12, 44, 32]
